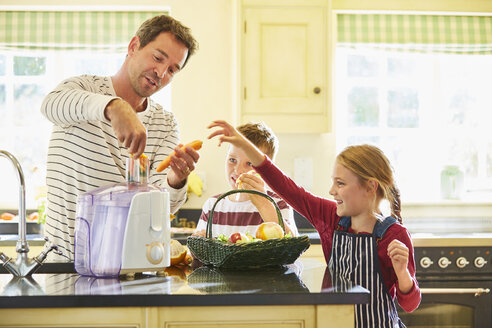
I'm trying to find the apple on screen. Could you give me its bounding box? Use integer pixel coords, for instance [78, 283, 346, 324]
[255, 222, 284, 240]
[228, 232, 250, 244]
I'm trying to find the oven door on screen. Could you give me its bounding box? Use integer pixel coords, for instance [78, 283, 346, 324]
[397, 279, 491, 328]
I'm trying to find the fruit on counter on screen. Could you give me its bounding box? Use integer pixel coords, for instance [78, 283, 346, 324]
[156, 140, 203, 172]
[28, 212, 39, 221]
[0, 212, 15, 221]
[255, 222, 284, 240]
[0, 212, 44, 222]
[170, 239, 188, 266]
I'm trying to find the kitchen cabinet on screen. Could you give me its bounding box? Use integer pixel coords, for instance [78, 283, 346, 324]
[1, 305, 354, 327]
[241, 0, 332, 133]
[301, 244, 326, 265]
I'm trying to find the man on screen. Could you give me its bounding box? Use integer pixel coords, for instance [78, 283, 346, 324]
[40, 15, 199, 261]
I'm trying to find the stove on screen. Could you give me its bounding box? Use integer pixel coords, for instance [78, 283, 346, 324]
[398, 219, 492, 328]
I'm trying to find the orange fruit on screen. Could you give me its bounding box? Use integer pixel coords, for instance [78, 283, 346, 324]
[0, 212, 15, 221]
[170, 239, 187, 266]
[28, 212, 39, 221]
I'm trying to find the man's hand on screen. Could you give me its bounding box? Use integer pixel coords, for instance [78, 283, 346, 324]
[166, 143, 200, 189]
[105, 99, 147, 158]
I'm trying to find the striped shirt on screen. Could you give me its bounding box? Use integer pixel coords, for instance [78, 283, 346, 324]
[40, 75, 187, 261]
[195, 190, 298, 238]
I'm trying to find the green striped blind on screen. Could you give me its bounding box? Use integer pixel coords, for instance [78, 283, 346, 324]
[337, 14, 492, 54]
[0, 11, 167, 52]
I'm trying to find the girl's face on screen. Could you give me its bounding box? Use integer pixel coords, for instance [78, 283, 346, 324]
[329, 161, 374, 219]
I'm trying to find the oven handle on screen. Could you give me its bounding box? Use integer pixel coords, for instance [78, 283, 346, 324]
[421, 288, 490, 297]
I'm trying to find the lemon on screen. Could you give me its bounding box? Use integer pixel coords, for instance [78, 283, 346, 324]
[170, 239, 187, 266]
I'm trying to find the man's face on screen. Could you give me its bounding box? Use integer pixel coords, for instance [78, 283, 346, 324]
[127, 32, 188, 98]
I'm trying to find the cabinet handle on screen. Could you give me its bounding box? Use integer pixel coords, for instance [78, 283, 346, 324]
[313, 87, 321, 94]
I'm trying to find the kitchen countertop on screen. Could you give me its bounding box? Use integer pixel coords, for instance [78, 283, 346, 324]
[0, 258, 369, 309]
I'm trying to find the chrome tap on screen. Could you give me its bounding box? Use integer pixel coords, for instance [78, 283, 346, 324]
[0, 150, 61, 277]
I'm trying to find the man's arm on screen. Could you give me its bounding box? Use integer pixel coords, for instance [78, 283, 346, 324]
[41, 76, 118, 126]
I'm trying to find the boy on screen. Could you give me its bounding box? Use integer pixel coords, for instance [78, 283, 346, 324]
[193, 122, 298, 238]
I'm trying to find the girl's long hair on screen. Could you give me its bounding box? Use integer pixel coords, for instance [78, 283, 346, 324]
[336, 144, 402, 223]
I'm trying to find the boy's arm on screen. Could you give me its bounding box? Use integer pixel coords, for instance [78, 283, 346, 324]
[251, 198, 292, 234]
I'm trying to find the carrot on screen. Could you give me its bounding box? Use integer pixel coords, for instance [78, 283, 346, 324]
[156, 140, 203, 172]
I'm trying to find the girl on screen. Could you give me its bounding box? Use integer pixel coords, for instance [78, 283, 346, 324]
[208, 120, 421, 328]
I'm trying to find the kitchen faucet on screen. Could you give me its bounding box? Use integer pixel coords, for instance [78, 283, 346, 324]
[0, 150, 61, 277]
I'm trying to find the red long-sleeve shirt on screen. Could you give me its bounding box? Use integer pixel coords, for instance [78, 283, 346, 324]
[254, 157, 421, 312]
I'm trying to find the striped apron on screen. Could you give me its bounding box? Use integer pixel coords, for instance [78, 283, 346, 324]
[328, 216, 405, 328]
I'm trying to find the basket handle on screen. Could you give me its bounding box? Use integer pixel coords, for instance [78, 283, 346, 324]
[206, 189, 285, 239]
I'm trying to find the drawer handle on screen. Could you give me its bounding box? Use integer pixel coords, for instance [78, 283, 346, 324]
[421, 288, 490, 297]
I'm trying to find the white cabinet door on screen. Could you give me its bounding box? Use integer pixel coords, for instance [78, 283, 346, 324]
[242, 5, 330, 133]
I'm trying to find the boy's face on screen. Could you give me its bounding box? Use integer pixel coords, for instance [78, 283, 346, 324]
[225, 144, 267, 190]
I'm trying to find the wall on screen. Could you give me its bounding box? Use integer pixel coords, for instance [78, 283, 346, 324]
[1, 0, 491, 219]
[0, 0, 338, 212]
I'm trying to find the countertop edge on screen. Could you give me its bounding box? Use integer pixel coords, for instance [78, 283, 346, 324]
[0, 292, 369, 309]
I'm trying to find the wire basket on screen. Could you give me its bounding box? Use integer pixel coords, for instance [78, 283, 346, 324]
[187, 189, 310, 269]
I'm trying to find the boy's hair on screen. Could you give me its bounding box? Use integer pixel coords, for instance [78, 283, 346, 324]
[237, 122, 279, 160]
[336, 144, 402, 223]
[135, 15, 198, 68]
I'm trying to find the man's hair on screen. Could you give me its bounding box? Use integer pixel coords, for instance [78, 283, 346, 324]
[237, 122, 279, 160]
[135, 15, 198, 68]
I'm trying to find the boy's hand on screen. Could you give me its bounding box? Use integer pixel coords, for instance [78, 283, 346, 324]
[236, 170, 267, 201]
[236, 170, 262, 189]
[208, 120, 266, 167]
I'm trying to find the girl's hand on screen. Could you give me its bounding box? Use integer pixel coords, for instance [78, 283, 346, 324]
[207, 120, 245, 148]
[207, 120, 266, 167]
[387, 239, 413, 293]
[387, 239, 409, 275]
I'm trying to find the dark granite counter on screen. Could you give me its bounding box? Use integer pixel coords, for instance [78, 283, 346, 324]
[0, 259, 368, 309]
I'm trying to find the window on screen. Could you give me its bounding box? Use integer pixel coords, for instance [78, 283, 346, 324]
[335, 14, 492, 203]
[0, 9, 170, 210]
